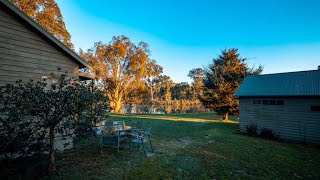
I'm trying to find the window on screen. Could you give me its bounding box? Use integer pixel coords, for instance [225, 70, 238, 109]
[253, 99, 261, 104]
[262, 100, 269, 105]
[270, 100, 277, 105]
[276, 100, 284, 105]
[253, 99, 284, 105]
[311, 106, 320, 112]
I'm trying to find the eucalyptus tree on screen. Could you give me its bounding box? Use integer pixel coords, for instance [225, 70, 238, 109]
[81, 35, 157, 113]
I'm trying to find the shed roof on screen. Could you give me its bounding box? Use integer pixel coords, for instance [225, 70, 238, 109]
[0, 0, 89, 68]
[234, 69, 320, 97]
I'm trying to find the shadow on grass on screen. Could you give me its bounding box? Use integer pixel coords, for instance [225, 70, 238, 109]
[0, 157, 48, 179]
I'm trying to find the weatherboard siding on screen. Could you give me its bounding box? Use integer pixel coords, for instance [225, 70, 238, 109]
[0, 3, 79, 86]
[239, 97, 320, 144]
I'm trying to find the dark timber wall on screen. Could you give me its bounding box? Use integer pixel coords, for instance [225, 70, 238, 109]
[239, 97, 320, 144]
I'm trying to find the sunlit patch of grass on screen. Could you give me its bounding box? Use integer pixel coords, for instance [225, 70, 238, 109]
[111, 113, 239, 123]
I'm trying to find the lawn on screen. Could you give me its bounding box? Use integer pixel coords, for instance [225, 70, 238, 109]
[50, 112, 319, 179]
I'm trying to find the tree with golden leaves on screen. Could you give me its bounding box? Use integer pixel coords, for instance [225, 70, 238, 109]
[81, 35, 156, 113]
[188, 68, 205, 101]
[11, 0, 73, 49]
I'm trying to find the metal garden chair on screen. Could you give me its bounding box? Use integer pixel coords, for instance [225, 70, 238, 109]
[99, 125, 122, 154]
[129, 127, 154, 157]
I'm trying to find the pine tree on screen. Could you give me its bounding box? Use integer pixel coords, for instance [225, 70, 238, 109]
[203, 48, 262, 120]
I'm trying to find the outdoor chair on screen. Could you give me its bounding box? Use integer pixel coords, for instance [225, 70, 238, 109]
[99, 125, 125, 154]
[129, 127, 154, 157]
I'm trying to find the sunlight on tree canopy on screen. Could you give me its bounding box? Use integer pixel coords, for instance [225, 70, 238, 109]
[10, 0, 73, 49]
[80, 35, 161, 113]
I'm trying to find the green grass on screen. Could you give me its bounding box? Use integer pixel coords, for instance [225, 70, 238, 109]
[49, 113, 319, 179]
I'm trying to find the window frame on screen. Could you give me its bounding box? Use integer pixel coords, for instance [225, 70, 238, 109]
[252, 98, 285, 106]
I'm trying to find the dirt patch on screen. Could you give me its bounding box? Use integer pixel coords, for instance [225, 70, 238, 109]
[175, 138, 192, 145]
[145, 152, 157, 157]
[199, 150, 230, 160]
[167, 138, 192, 149]
[155, 138, 193, 155]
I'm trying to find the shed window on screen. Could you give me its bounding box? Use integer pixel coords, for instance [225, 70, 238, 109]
[253, 100, 261, 104]
[252, 99, 284, 105]
[276, 100, 284, 105]
[270, 100, 277, 105]
[262, 100, 269, 105]
[311, 106, 320, 112]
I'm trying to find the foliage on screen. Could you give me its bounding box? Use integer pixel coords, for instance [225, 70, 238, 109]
[80, 35, 159, 113]
[202, 48, 263, 120]
[259, 128, 277, 140]
[0, 74, 107, 172]
[155, 75, 174, 104]
[171, 82, 190, 100]
[246, 125, 278, 140]
[10, 0, 73, 49]
[145, 60, 163, 107]
[246, 124, 258, 136]
[188, 68, 205, 100]
[122, 74, 207, 114]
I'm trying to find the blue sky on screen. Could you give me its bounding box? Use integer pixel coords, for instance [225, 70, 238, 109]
[56, 0, 320, 83]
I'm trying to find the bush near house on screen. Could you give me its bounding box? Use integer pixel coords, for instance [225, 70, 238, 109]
[0, 74, 108, 173]
[246, 124, 258, 136]
[260, 128, 278, 140]
[246, 124, 278, 140]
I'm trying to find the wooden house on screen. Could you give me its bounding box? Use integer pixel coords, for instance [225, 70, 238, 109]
[0, 0, 92, 86]
[235, 68, 320, 144]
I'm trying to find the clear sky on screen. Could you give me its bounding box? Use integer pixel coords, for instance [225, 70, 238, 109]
[56, 0, 320, 83]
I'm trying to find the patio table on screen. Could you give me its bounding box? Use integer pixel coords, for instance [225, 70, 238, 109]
[118, 125, 132, 136]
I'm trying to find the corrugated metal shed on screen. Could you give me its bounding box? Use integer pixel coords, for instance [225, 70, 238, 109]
[235, 70, 320, 97]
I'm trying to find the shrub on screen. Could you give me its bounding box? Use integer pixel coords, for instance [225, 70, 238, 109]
[259, 128, 277, 140]
[0, 73, 107, 172]
[246, 124, 258, 136]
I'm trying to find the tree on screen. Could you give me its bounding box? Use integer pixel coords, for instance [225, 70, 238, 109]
[145, 60, 163, 112]
[80, 35, 155, 113]
[188, 68, 205, 100]
[171, 82, 191, 113]
[156, 75, 174, 104]
[0, 74, 107, 173]
[11, 0, 73, 49]
[146, 60, 163, 101]
[202, 48, 262, 120]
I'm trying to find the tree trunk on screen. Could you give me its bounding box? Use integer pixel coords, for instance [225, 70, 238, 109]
[223, 113, 229, 121]
[114, 99, 122, 113]
[48, 126, 56, 173]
